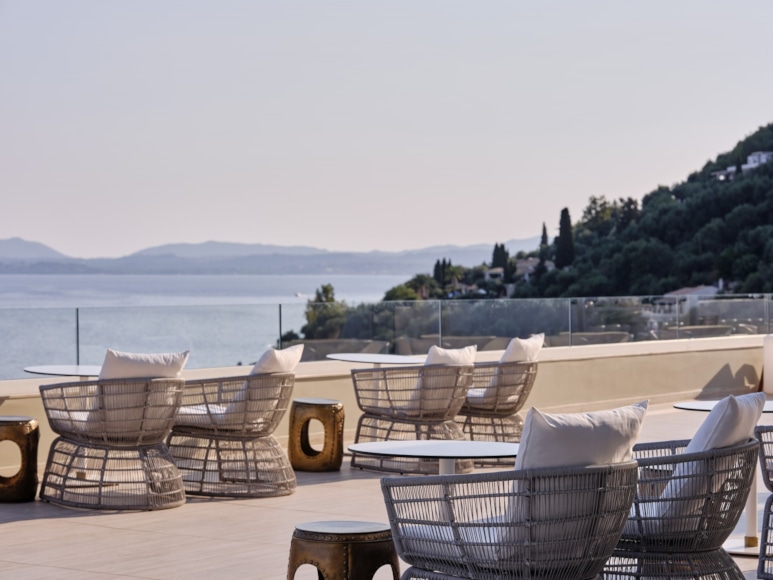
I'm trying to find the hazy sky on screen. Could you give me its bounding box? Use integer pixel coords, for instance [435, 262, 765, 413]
[2, 1, 772, 259]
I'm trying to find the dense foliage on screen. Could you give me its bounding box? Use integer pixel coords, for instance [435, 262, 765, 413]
[388, 122, 773, 299]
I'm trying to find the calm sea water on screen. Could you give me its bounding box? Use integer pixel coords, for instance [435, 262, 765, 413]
[0, 274, 411, 380]
[0, 274, 410, 308]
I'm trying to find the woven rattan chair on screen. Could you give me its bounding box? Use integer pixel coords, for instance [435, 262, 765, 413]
[603, 438, 759, 579]
[166, 372, 296, 497]
[350, 364, 474, 474]
[756, 426, 773, 579]
[381, 461, 639, 580]
[39, 378, 186, 510]
[456, 361, 538, 465]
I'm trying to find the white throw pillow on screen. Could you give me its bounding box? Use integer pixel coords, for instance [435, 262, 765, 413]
[98, 349, 190, 380]
[425, 345, 477, 366]
[515, 401, 649, 470]
[684, 392, 765, 453]
[651, 392, 765, 530]
[223, 345, 303, 422]
[249, 344, 304, 375]
[499, 334, 544, 363]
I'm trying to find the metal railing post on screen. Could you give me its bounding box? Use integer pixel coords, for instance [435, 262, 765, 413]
[76, 308, 80, 364]
[278, 304, 283, 349]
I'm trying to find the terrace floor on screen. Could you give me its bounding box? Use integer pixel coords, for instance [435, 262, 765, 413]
[1, 401, 769, 579]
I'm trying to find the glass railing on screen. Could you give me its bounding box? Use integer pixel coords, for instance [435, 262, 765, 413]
[3, 294, 770, 380]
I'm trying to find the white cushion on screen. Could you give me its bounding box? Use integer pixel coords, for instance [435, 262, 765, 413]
[249, 344, 304, 375]
[223, 345, 302, 422]
[175, 403, 266, 429]
[684, 392, 765, 453]
[514, 401, 649, 470]
[501, 402, 647, 561]
[99, 349, 189, 380]
[425, 345, 477, 365]
[499, 334, 544, 363]
[650, 392, 765, 531]
[764, 335, 773, 393]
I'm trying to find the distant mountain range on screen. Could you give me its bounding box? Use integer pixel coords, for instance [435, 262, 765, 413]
[0, 237, 541, 275]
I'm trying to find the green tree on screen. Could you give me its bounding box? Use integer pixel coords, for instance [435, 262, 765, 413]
[383, 284, 420, 301]
[301, 284, 347, 339]
[554, 208, 575, 269]
[491, 243, 509, 269]
[540, 223, 549, 247]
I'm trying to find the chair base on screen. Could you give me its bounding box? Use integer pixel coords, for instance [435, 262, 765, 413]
[350, 415, 473, 475]
[456, 412, 523, 466]
[167, 432, 296, 497]
[403, 567, 602, 580]
[758, 493, 773, 579]
[603, 549, 743, 579]
[39, 437, 185, 511]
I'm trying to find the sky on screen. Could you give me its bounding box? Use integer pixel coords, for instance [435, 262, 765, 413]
[1, 1, 772, 259]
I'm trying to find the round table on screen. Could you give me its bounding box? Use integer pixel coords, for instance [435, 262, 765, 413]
[673, 398, 773, 557]
[326, 353, 425, 368]
[674, 400, 773, 413]
[348, 440, 519, 475]
[24, 365, 102, 381]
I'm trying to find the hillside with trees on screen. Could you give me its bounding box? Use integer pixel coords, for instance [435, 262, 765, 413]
[386, 122, 773, 300]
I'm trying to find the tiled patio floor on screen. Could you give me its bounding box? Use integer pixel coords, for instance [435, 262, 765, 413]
[1, 401, 769, 579]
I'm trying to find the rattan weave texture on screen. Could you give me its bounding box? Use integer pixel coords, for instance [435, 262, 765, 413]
[604, 438, 758, 580]
[39, 378, 186, 510]
[350, 365, 473, 474]
[756, 425, 773, 580]
[382, 461, 638, 580]
[167, 372, 296, 497]
[457, 361, 537, 466]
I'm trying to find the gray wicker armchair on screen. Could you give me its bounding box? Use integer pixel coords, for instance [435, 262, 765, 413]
[381, 461, 639, 580]
[39, 378, 186, 510]
[351, 364, 474, 474]
[166, 372, 296, 497]
[457, 361, 538, 465]
[756, 425, 773, 579]
[603, 438, 759, 579]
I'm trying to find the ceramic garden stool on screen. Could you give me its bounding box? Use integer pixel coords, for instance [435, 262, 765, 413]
[288, 398, 344, 472]
[0, 416, 39, 502]
[287, 520, 400, 580]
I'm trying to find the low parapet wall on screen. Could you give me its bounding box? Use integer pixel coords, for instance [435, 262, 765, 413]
[0, 335, 763, 472]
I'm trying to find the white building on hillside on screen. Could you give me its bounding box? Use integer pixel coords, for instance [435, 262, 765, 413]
[711, 151, 773, 181]
[742, 151, 773, 172]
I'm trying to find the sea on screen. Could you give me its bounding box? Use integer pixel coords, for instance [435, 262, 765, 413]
[0, 274, 411, 380]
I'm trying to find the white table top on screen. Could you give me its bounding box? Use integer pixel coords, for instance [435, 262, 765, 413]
[348, 440, 519, 460]
[674, 399, 773, 413]
[24, 365, 102, 378]
[327, 353, 426, 365]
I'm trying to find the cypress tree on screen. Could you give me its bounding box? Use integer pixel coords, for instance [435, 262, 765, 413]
[554, 208, 575, 269]
[540, 223, 549, 247]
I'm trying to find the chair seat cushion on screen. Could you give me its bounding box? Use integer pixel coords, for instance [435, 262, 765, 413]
[176, 404, 266, 430]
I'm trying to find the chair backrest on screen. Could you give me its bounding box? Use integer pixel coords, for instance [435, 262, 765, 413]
[462, 361, 538, 415]
[618, 437, 759, 553]
[174, 372, 294, 435]
[381, 461, 638, 579]
[352, 364, 473, 420]
[756, 425, 773, 493]
[40, 378, 185, 446]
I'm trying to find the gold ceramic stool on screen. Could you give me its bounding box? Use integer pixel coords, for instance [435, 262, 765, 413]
[287, 520, 399, 580]
[0, 416, 39, 502]
[289, 398, 344, 472]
